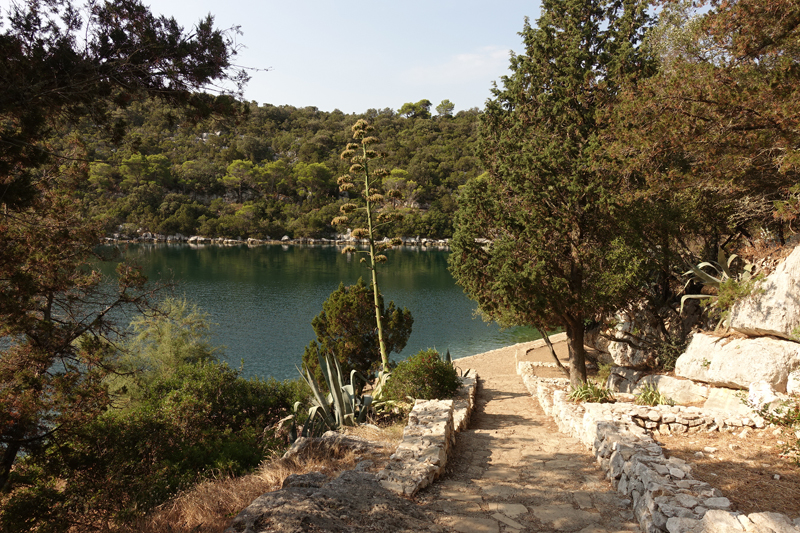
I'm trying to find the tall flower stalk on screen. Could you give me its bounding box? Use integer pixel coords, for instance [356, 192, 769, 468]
[333, 120, 403, 373]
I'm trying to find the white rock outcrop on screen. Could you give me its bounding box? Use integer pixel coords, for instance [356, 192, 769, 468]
[634, 375, 709, 405]
[730, 246, 800, 340]
[675, 333, 800, 392]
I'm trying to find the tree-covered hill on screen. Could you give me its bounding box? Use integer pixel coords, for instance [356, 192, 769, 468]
[68, 98, 483, 239]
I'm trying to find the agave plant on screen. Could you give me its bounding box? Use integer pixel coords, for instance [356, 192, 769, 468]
[680, 248, 756, 329]
[295, 349, 373, 439]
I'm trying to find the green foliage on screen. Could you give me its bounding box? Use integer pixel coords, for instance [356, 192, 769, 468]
[605, 0, 800, 243]
[635, 383, 675, 406]
[296, 350, 373, 439]
[596, 363, 613, 386]
[653, 338, 689, 372]
[1, 301, 307, 532]
[680, 249, 759, 329]
[71, 100, 483, 240]
[302, 278, 413, 388]
[449, 0, 655, 388]
[382, 349, 462, 402]
[398, 99, 432, 119]
[568, 381, 615, 404]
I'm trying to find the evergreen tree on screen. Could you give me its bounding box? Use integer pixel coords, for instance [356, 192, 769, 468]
[0, 0, 242, 492]
[302, 279, 413, 388]
[449, 0, 654, 387]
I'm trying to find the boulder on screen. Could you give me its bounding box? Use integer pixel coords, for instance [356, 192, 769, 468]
[606, 366, 646, 393]
[789, 370, 800, 396]
[730, 245, 800, 340]
[675, 333, 800, 392]
[589, 300, 700, 369]
[747, 381, 780, 410]
[702, 390, 764, 421]
[634, 375, 709, 405]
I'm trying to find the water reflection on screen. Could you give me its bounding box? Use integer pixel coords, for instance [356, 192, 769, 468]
[99, 243, 540, 381]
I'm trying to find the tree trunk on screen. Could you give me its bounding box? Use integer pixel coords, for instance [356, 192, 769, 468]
[565, 317, 587, 389]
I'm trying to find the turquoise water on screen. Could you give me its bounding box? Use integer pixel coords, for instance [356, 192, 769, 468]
[100, 243, 540, 381]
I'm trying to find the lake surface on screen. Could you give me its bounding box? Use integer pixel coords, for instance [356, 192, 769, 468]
[100, 243, 540, 381]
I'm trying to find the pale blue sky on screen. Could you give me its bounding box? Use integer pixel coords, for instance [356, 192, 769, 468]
[146, 0, 542, 113]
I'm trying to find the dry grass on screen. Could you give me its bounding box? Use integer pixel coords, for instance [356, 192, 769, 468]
[656, 426, 800, 517]
[121, 423, 404, 533]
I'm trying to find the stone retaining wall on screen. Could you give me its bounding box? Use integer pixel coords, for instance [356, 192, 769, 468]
[377, 369, 477, 497]
[517, 362, 799, 533]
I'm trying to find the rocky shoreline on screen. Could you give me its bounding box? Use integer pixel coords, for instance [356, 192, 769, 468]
[103, 231, 451, 249]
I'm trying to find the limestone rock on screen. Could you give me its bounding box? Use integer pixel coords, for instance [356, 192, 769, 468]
[702, 387, 753, 417]
[607, 366, 647, 393]
[747, 512, 800, 533]
[788, 370, 800, 396]
[730, 246, 800, 340]
[747, 381, 779, 410]
[675, 333, 800, 392]
[634, 375, 709, 405]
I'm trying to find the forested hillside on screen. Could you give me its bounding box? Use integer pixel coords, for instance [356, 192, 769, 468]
[66, 99, 482, 239]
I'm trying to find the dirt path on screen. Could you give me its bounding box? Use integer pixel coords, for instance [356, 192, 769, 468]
[417, 340, 641, 533]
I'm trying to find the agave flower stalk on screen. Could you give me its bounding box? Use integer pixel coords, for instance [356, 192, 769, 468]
[334, 120, 403, 373]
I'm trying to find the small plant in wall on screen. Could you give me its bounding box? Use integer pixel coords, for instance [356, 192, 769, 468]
[635, 383, 675, 406]
[333, 120, 404, 376]
[568, 380, 615, 403]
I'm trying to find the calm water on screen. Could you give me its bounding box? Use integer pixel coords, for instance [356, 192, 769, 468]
[100, 243, 539, 381]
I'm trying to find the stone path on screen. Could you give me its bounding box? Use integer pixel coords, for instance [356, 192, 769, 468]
[417, 341, 641, 533]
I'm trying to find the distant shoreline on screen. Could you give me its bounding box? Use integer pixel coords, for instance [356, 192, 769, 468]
[102, 234, 451, 250]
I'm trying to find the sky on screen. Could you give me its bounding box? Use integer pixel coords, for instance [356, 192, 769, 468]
[140, 0, 543, 114]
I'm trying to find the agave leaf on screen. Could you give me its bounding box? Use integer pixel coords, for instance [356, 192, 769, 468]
[301, 364, 334, 424]
[686, 263, 723, 285]
[358, 395, 373, 424]
[371, 370, 391, 402]
[323, 352, 350, 426]
[316, 350, 335, 395]
[718, 249, 737, 280]
[679, 293, 713, 314]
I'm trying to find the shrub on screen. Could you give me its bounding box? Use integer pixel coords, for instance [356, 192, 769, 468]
[568, 380, 614, 403]
[635, 383, 675, 406]
[383, 349, 461, 401]
[302, 279, 413, 390]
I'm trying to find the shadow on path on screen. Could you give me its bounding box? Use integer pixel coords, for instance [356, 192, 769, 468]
[416, 340, 641, 533]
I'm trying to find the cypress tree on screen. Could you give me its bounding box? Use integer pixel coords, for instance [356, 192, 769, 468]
[449, 0, 654, 387]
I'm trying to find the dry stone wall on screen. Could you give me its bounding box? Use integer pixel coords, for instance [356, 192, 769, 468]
[517, 362, 799, 533]
[377, 369, 477, 497]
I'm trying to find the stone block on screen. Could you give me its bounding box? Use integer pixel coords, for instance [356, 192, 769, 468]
[667, 516, 702, 533]
[703, 388, 753, 417]
[701, 510, 746, 533]
[730, 246, 800, 340]
[747, 512, 800, 533]
[675, 333, 800, 392]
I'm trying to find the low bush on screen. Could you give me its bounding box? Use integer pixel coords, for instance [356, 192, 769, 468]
[568, 380, 615, 403]
[635, 383, 675, 406]
[383, 349, 461, 401]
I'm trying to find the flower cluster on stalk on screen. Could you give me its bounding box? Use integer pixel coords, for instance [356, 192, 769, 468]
[332, 120, 403, 257]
